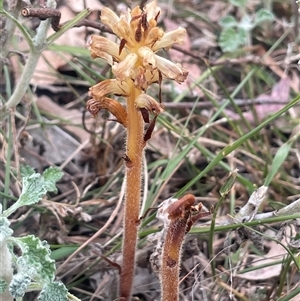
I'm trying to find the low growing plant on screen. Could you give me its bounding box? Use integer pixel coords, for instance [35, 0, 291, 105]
[0, 166, 80, 301]
[218, 0, 274, 52]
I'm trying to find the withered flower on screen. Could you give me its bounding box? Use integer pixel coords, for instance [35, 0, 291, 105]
[87, 0, 188, 119]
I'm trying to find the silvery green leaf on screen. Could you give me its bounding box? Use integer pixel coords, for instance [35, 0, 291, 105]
[20, 165, 36, 177]
[229, 0, 246, 7]
[16, 235, 55, 284]
[236, 28, 247, 44]
[0, 278, 8, 293]
[219, 28, 245, 52]
[0, 217, 13, 242]
[3, 167, 63, 217]
[9, 274, 31, 298]
[254, 9, 274, 25]
[219, 16, 238, 28]
[43, 167, 64, 192]
[38, 282, 68, 301]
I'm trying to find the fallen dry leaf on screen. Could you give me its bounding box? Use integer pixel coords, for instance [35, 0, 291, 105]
[255, 45, 299, 93]
[36, 95, 90, 143]
[226, 76, 291, 123]
[237, 226, 296, 280]
[237, 240, 285, 280]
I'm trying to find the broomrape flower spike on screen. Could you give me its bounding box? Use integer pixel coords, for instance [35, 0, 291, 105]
[87, 0, 188, 120]
[87, 1, 188, 300]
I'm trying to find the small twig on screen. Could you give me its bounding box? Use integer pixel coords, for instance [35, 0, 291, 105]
[60, 19, 110, 33]
[21, 7, 60, 20]
[22, 7, 112, 33]
[21, 7, 61, 31]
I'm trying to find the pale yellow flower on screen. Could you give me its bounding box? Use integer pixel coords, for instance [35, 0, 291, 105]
[87, 0, 188, 119]
[89, 79, 130, 101]
[95, 1, 187, 85]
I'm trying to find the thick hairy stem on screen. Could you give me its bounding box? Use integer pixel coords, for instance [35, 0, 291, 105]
[160, 215, 188, 301]
[119, 83, 144, 300]
[159, 194, 197, 301]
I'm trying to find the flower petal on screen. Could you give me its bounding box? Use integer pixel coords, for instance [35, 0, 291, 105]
[144, 27, 164, 48]
[115, 18, 132, 41]
[144, 0, 161, 22]
[135, 93, 164, 116]
[100, 7, 120, 31]
[89, 35, 125, 63]
[87, 97, 128, 127]
[138, 46, 156, 68]
[154, 55, 188, 83]
[131, 5, 142, 19]
[89, 79, 130, 101]
[152, 27, 186, 52]
[112, 53, 138, 81]
[101, 7, 132, 39]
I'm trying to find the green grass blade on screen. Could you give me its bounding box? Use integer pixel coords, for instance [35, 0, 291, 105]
[264, 138, 295, 186]
[176, 94, 300, 197]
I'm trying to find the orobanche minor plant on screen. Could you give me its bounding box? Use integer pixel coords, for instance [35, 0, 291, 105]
[86, 1, 188, 300]
[0, 166, 78, 301]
